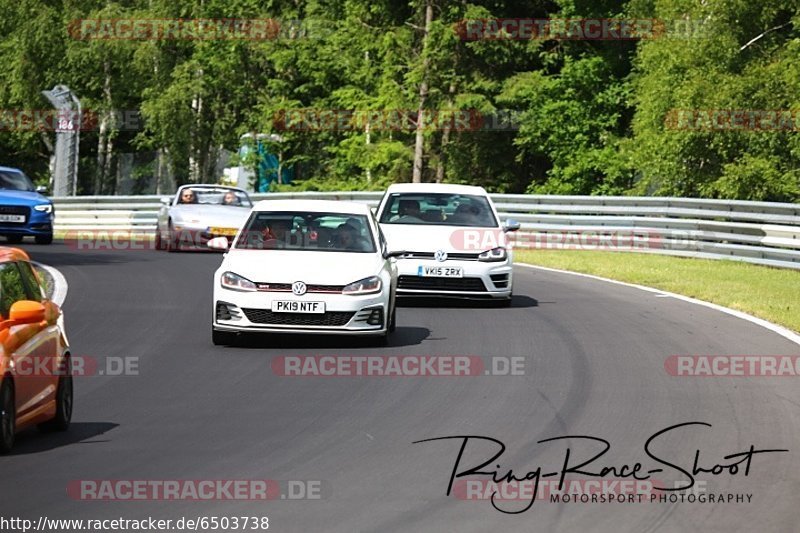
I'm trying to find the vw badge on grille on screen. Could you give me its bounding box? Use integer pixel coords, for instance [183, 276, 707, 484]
[434, 250, 448, 262]
[292, 281, 307, 295]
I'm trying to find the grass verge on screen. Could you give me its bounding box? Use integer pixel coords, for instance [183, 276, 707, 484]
[514, 250, 800, 334]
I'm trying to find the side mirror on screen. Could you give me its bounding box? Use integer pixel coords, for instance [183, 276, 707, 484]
[207, 236, 230, 250]
[36, 185, 48, 194]
[503, 219, 521, 232]
[383, 250, 409, 259]
[160, 197, 172, 206]
[9, 300, 46, 324]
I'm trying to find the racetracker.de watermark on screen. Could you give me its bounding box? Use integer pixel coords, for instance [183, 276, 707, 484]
[272, 109, 520, 132]
[453, 478, 665, 502]
[665, 355, 800, 377]
[665, 109, 800, 132]
[10, 355, 138, 377]
[272, 355, 525, 377]
[447, 229, 699, 252]
[0, 109, 142, 132]
[67, 479, 327, 501]
[68, 18, 331, 40]
[454, 18, 705, 40]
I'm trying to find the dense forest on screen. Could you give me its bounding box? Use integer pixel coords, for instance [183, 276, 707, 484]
[0, 0, 798, 200]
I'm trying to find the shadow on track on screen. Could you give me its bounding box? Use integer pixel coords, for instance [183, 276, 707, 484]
[8, 422, 119, 456]
[222, 326, 431, 350]
[398, 294, 538, 309]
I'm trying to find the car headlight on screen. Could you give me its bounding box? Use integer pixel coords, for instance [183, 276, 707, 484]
[34, 204, 53, 213]
[478, 247, 507, 262]
[342, 276, 382, 295]
[221, 271, 257, 292]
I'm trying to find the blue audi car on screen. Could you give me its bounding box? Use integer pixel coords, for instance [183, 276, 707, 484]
[0, 166, 54, 244]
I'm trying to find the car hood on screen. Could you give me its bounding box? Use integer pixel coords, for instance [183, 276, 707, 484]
[170, 205, 250, 227]
[380, 224, 503, 253]
[0, 190, 49, 205]
[223, 250, 384, 285]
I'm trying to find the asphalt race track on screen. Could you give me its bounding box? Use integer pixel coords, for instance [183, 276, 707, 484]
[2, 244, 799, 532]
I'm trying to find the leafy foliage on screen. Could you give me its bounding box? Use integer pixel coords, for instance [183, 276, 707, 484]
[0, 0, 797, 201]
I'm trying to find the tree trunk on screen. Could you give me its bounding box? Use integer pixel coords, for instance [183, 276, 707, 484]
[412, 1, 433, 183]
[95, 60, 115, 194]
[436, 83, 456, 184]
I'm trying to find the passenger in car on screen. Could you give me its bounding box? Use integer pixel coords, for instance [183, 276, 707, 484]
[449, 203, 479, 224]
[222, 191, 240, 206]
[262, 219, 292, 248]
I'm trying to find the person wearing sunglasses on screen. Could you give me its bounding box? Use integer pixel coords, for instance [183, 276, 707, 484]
[179, 189, 197, 204]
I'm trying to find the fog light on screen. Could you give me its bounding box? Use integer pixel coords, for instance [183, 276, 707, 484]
[216, 301, 241, 321]
[366, 308, 383, 326]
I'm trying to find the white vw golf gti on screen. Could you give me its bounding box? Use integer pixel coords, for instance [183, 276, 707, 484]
[210, 200, 402, 345]
[376, 183, 520, 305]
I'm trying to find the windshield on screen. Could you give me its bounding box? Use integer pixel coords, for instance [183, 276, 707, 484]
[0, 170, 36, 192]
[176, 187, 252, 207]
[235, 211, 376, 253]
[379, 193, 498, 227]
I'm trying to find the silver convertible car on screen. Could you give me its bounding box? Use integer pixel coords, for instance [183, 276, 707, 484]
[155, 185, 253, 251]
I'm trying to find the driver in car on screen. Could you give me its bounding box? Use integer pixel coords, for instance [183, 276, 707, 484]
[334, 223, 370, 251]
[393, 199, 423, 222]
[179, 188, 197, 204]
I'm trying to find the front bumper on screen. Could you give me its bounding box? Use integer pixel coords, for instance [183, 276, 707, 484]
[0, 209, 54, 236]
[213, 288, 390, 335]
[174, 227, 238, 249]
[395, 258, 512, 299]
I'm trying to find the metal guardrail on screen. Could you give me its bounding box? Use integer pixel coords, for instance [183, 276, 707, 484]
[51, 193, 800, 270]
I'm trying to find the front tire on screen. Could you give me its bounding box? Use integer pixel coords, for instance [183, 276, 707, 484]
[388, 298, 396, 333]
[154, 227, 165, 250]
[35, 233, 54, 245]
[166, 222, 179, 253]
[0, 379, 15, 454]
[6, 235, 23, 245]
[39, 359, 73, 432]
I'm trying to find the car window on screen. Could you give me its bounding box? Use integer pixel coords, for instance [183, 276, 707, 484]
[0, 263, 29, 318]
[0, 170, 36, 192]
[235, 211, 376, 253]
[16, 261, 44, 302]
[378, 193, 498, 227]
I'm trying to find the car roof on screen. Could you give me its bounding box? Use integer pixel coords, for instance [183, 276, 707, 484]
[0, 247, 30, 262]
[252, 199, 373, 215]
[385, 183, 489, 195]
[0, 166, 23, 173]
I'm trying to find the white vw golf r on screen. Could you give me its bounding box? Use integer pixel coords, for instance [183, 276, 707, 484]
[209, 200, 403, 345]
[376, 183, 520, 305]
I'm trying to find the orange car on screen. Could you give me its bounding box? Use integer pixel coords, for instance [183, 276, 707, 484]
[0, 247, 71, 453]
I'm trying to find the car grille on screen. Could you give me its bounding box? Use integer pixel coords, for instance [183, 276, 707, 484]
[241, 308, 355, 326]
[398, 276, 487, 292]
[256, 283, 344, 293]
[0, 205, 30, 224]
[403, 251, 481, 261]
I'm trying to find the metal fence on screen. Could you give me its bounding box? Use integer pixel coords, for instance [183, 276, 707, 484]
[52, 192, 800, 270]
